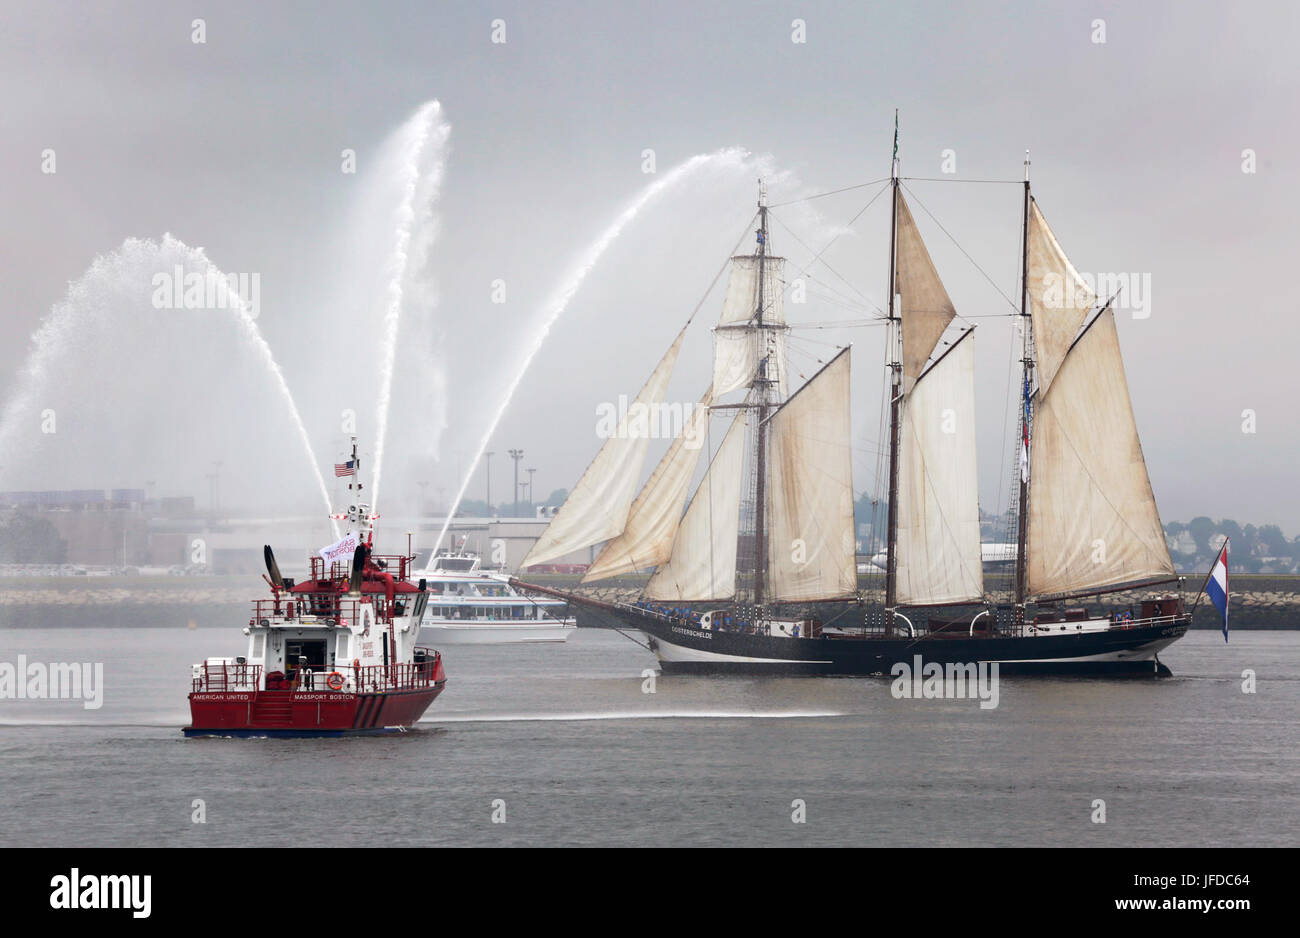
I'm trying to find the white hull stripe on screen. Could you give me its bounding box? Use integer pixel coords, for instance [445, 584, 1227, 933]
[651, 635, 831, 665]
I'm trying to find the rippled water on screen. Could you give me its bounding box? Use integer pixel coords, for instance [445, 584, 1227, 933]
[0, 624, 1296, 847]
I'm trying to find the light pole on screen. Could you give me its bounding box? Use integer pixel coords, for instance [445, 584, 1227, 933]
[526, 467, 536, 509]
[484, 451, 494, 511]
[508, 449, 524, 514]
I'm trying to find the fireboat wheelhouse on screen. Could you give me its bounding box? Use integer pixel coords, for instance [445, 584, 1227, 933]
[184, 440, 446, 737]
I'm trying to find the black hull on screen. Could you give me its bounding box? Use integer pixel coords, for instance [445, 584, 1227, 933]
[615, 608, 1189, 677]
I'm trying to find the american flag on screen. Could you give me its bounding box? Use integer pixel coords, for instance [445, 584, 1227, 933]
[334, 459, 356, 477]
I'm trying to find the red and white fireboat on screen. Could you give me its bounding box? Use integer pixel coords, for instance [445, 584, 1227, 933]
[184, 441, 446, 737]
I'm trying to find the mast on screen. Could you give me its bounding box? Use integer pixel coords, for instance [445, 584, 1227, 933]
[883, 112, 901, 615]
[1014, 152, 1032, 607]
[752, 180, 770, 606]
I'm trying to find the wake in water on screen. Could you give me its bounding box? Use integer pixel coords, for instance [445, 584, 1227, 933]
[423, 709, 844, 723]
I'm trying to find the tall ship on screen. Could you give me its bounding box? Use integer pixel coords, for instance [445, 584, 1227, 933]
[515, 122, 1190, 675]
[184, 439, 447, 736]
[418, 543, 577, 643]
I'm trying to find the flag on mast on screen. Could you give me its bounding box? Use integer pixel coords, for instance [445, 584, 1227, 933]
[1205, 539, 1229, 642]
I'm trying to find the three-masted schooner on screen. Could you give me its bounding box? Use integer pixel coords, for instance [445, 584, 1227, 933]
[514, 127, 1191, 675]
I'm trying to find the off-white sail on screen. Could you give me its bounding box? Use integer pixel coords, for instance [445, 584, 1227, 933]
[1027, 201, 1094, 396]
[582, 388, 715, 581]
[894, 333, 984, 605]
[1026, 309, 1175, 599]
[896, 194, 956, 390]
[644, 411, 747, 601]
[523, 329, 685, 568]
[713, 255, 787, 397]
[766, 349, 857, 602]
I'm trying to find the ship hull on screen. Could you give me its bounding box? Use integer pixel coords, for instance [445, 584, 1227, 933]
[619, 609, 1188, 676]
[419, 621, 576, 644]
[183, 683, 446, 737]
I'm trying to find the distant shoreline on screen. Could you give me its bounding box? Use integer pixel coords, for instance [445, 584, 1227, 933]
[0, 573, 1294, 630]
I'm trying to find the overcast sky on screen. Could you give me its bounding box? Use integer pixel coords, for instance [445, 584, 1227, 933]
[2, 0, 1296, 534]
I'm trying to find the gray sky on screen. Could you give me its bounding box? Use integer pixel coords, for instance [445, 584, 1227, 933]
[2, 0, 1296, 532]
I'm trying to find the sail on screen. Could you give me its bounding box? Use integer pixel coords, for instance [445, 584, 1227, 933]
[1027, 201, 1094, 396]
[522, 329, 685, 568]
[1026, 309, 1175, 599]
[765, 348, 858, 602]
[712, 255, 787, 397]
[582, 387, 715, 581]
[895, 194, 956, 390]
[894, 332, 984, 605]
[644, 411, 747, 601]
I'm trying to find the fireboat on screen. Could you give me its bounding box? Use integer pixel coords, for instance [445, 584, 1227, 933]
[184, 439, 447, 737]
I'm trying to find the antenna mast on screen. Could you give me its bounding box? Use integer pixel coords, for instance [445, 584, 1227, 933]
[884, 111, 902, 618]
[752, 178, 770, 606]
[1014, 151, 1033, 608]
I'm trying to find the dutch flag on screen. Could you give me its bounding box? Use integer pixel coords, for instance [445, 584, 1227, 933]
[1205, 540, 1229, 642]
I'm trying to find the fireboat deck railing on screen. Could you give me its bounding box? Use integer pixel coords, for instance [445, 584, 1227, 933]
[192, 653, 442, 694]
[192, 661, 263, 693]
[310, 554, 413, 582]
[250, 594, 416, 628]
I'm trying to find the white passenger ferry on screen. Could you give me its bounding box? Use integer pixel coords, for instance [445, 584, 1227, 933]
[419, 547, 577, 644]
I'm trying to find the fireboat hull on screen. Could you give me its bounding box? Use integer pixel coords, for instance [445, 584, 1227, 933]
[620, 609, 1189, 677]
[183, 684, 446, 738]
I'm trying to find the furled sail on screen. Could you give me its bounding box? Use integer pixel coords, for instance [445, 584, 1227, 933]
[1026, 308, 1175, 599]
[582, 387, 715, 581]
[894, 331, 984, 605]
[895, 194, 956, 390]
[765, 348, 857, 602]
[1027, 201, 1094, 397]
[522, 329, 685, 568]
[712, 255, 787, 397]
[644, 410, 748, 601]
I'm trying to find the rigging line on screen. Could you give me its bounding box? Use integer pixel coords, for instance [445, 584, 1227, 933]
[682, 210, 763, 328]
[792, 320, 890, 330]
[769, 183, 892, 311]
[993, 204, 1025, 533]
[768, 177, 891, 207]
[901, 176, 1023, 184]
[774, 184, 892, 281]
[797, 291, 880, 320]
[768, 212, 878, 311]
[513, 587, 651, 651]
[899, 182, 1022, 314]
[799, 274, 881, 309]
[799, 275, 887, 309]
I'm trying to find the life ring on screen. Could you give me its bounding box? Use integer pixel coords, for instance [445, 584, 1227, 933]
[326, 671, 346, 691]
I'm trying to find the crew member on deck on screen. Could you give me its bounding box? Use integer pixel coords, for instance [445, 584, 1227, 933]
[295, 655, 313, 690]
